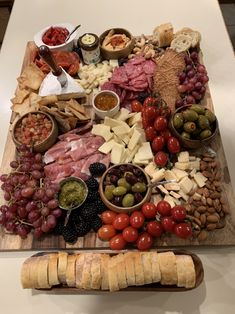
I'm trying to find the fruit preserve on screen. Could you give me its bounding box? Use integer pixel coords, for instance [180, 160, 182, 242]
[94, 92, 118, 111]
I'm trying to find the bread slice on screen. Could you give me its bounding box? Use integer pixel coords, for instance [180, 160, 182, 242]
[170, 34, 192, 53]
[21, 257, 32, 288]
[176, 255, 187, 287]
[108, 255, 119, 292]
[66, 254, 77, 287]
[57, 252, 68, 284]
[158, 252, 178, 285]
[123, 252, 135, 286]
[133, 253, 145, 286]
[28, 256, 40, 288]
[141, 252, 152, 284]
[182, 255, 196, 288]
[115, 253, 128, 289]
[100, 254, 110, 290]
[48, 253, 60, 286]
[153, 22, 174, 47]
[150, 252, 161, 283]
[37, 255, 51, 289]
[90, 253, 102, 290]
[75, 253, 85, 289]
[81, 253, 93, 289]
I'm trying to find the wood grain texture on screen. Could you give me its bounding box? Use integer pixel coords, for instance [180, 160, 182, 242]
[0, 42, 235, 251]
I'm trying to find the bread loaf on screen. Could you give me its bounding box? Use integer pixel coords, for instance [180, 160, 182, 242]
[153, 23, 174, 47]
[57, 252, 68, 284]
[66, 254, 77, 287]
[48, 253, 60, 286]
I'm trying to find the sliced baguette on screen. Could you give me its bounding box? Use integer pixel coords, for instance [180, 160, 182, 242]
[115, 253, 128, 289]
[176, 255, 187, 287]
[150, 252, 161, 283]
[21, 258, 32, 288]
[48, 253, 60, 286]
[141, 252, 152, 284]
[37, 255, 51, 289]
[75, 254, 85, 289]
[57, 252, 68, 284]
[81, 253, 93, 289]
[66, 254, 77, 287]
[28, 256, 40, 288]
[182, 255, 196, 288]
[100, 254, 110, 290]
[158, 252, 178, 285]
[90, 253, 102, 290]
[170, 34, 192, 53]
[108, 255, 119, 292]
[133, 253, 145, 286]
[124, 252, 135, 286]
[153, 22, 174, 47]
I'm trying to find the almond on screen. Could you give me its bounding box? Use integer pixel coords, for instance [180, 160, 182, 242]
[207, 215, 219, 224]
[206, 223, 217, 231]
[197, 230, 208, 241]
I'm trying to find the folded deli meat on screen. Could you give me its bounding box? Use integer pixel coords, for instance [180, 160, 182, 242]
[21, 251, 196, 291]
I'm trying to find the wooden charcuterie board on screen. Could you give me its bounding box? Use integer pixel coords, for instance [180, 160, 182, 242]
[0, 42, 235, 251]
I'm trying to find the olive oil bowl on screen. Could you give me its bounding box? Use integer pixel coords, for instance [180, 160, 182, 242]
[169, 104, 218, 149]
[99, 163, 152, 213]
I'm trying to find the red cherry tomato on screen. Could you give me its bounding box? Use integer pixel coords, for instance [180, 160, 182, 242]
[154, 116, 168, 131]
[98, 225, 116, 240]
[146, 221, 163, 237]
[171, 205, 186, 222]
[136, 232, 153, 250]
[109, 234, 127, 250]
[130, 211, 145, 229]
[161, 216, 176, 233]
[151, 136, 165, 152]
[144, 106, 158, 122]
[157, 200, 172, 217]
[131, 100, 142, 113]
[142, 115, 149, 129]
[167, 137, 181, 154]
[143, 97, 157, 108]
[145, 126, 157, 141]
[160, 129, 172, 142]
[174, 223, 192, 239]
[122, 226, 139, 243]
[141, 202, 157, 219]
[154, 151, 168, 167]
[101, 210, 117, 224]
[112, 213, 130, 230]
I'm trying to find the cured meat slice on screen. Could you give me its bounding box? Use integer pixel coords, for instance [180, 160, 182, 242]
[44, 163, 74, 181]
[58, 122, 93, 141]
[111, 67, 129, 84]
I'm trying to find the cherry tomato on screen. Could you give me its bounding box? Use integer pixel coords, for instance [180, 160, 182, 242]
[167, 137, 181, 154]
[143, 97, 157, 108]
[171, 205, 186, 222]
[161, 216, 176, 233]
[174, 223, 192, 239]
[98, 224, 116, 240]
[122, 226, 139, 243]
[157, 200, 172, 216]
[130, 211, 145, 229]
[144, 106, 158, 122]
[151, 136, 165, 152]
[141, 202, 157, 219]
[146, 221, 163, 237]
[154, 151, 168, 167]
[109, 234, 127, 250]
[160, 129, 172, 142]
[131, 100, 142, 113]
[145, 126, 157, 141]
[112, 213, 130, 230]
[136, 232, 153, 250]
[101, 210, 117, 224]
[154, 116, 168, 131]
[142, 115, 149, 129]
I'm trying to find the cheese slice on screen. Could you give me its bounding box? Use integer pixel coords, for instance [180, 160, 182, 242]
[112, 124, 130, 135]
[178, 151, 189, 163]
[124, 145, 140, 163]
[128, 128, 142, 151]
[172, 168, 188, 181]
[178, 189, 189, 201]
[193, 172, 207, 187]
[114, 108, 130, 121]
[111, 143, 125, 164]
[164, 183, 180, 191]
[179, 176, 193, 194]
[189, 159, 200, 171]
[164, 170, 178, 181]
[151, 169, 165, 183]
[175, 161, 190, 170]
[135, 142, 153, 161]
[170, 191, 181, 199]
[91, 124, 113, 141]
[98, 139, 116, 154]
[157, 185, 169, 195]
[104, 116, 124, 128]
[128, 112, 142, 126]
[164, 195, 175, 207]
[144, 162, 157, 178]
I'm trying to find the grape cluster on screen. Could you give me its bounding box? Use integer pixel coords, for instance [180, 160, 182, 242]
[176, 51, 209, 108]
[0, 145, 62, 238]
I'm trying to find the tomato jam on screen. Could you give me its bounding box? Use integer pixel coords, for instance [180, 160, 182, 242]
[94, 92, 118, 111]
[42, 27, 69, 46]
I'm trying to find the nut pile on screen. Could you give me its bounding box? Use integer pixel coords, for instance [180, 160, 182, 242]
[184, 154, 229, 241]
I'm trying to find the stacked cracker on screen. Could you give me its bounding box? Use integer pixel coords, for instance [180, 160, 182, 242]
[21, 251, 196, 292]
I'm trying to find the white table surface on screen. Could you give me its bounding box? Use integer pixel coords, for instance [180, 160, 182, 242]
[1, 1, 235, 313]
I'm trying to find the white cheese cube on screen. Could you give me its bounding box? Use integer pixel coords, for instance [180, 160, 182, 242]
[189, 155, 197, 161]
[179, 177, 193, 194]
[91, 124, 113, 141]
[144, 162, 157, 178]
[98, 139, 116, 154]
[175, 162, 190, 170]
[193, 172, 207, 187]
[189, 168, 197, 178]
[178, 151, 189, 163]
[164, 195, 175, 207]
[112, 124, 130, 136]
[115, 108, 130, 121]
[111, 143, 124, 164]
[178, 190, 189, 201]
[121, 135, 130, 145]
[164, 183, 180, 191]
[133, 156, 149, 165]
[124, 145, 140, 163]
[189, 159, 200, 171]
[164, 170, 178, 182]
[109, 59, 119, 68]
[151, 169, 165, 183]
[135, 142, 153, 161]
[128, 129, 142, 151]
[170, 191, 181, 199]
[158, 185, 169, 195]
[128, 112, 142, 126]
[172, 168, 188, 181]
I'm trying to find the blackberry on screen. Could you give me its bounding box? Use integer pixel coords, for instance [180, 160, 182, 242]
[89, 162, 107, 177]
[86, 190, 100, 202]
[80, 204, 99, 221]
[85, 177, 99, 191]
[53, 219, 64, 235]
[90, 215, 103, 232]
[75, 217, 91, 237]
[62, 224, 78, 243]
[93, 198, 107, 214]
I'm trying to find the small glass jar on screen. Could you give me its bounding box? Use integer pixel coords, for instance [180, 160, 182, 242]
[78, 33, 100, 65]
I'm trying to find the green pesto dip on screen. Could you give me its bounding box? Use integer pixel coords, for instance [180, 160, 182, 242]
[59, 180, 86, 209]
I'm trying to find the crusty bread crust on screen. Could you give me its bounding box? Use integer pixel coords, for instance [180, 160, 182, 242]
[66, 254, 77, 287]
[57, 252, 68, 284]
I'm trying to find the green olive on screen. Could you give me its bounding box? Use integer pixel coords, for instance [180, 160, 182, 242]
[183, 121, 196, 133]
[105, 185, 115, 192]
[117, 178, 131, 191]
[131, 182, 147, 193]
[205, 109, 216, 123]
[183, 109, 199, 122]
[112, 186, 127, 196]
[173, 112, 184, 129]
[198, 115, 210, 130]
[104, 189, 114, 201]
[190, 104, 205, 115]
[122, 194, 135, 207]
[181, 131, 191, 139]
[200, 129, 212, 139]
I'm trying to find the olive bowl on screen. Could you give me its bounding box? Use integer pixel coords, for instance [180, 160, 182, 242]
[169, 105, 219, 149]
[99, 163, 152, 214]
[12, 111, 58, 153]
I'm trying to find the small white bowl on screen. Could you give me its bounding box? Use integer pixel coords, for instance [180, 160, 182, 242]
[92, 90, 120, 119]
[34, 22, 78, 52]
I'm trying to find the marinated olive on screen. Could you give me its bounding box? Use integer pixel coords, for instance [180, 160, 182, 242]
[173, 112, 184, 128]
[134, 192, 144, 203]
[117, 178, 131, 191]
[125, 172, 138, 185]
[110, 175, 119, 184]
[133, 167, 143, 177]
[190, 104, 205, 114]
[205, 109, 216, 123]
[122, 194, 135, 207]
[183, 109, 198, 122]
[104, 189, 114, 201]
[112, 186, 127, 196]
[132, 182, 147, 193]
[181, 131, 191, 139]
[105, 184, 115, 192]
[198, 115, 210, 130]
[183, 121, 196, 133]
[200, 129, 212, 139]
[108, 168, 122, 177]
[112, 196, 123, 206]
